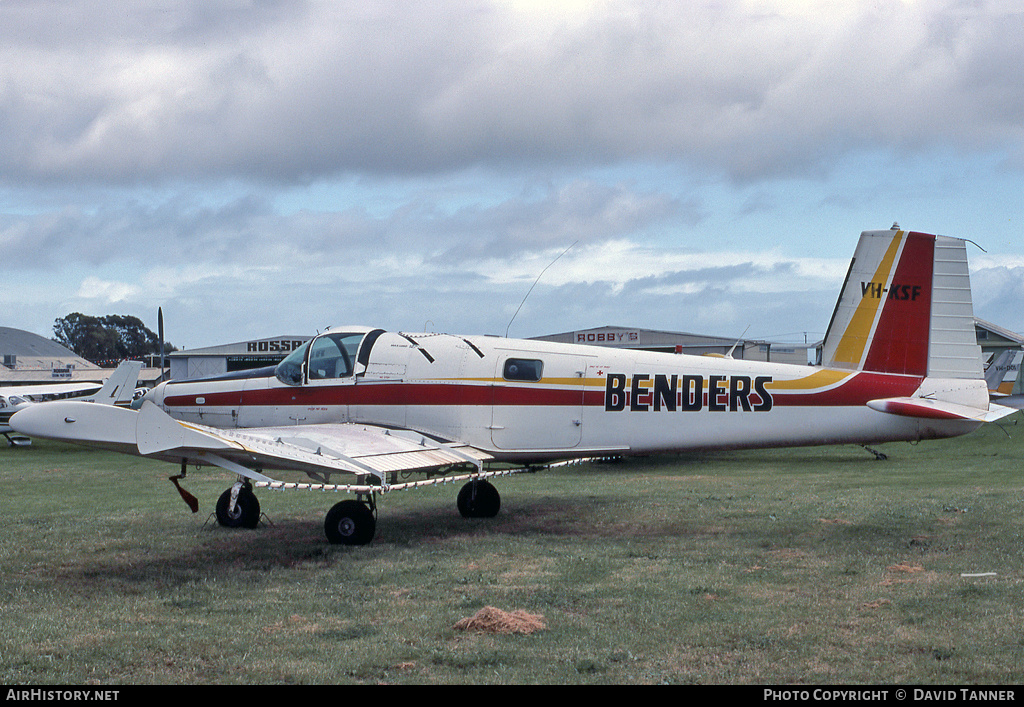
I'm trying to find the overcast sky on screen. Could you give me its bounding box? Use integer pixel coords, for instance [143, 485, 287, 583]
[3, 0, 1024, 351]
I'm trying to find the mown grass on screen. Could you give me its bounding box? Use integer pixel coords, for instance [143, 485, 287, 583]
[3, 416, 1024, 684]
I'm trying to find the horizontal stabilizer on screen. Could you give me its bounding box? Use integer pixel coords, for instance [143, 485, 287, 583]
[867, 397, 1019, 423]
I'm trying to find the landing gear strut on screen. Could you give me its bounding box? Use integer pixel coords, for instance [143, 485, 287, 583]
[215, 482, 261, 529]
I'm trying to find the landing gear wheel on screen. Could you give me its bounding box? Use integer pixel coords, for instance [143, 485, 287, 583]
[457, 480, 501, 518]
[215, 485, 261, 529]
[325, 500, 376, 545]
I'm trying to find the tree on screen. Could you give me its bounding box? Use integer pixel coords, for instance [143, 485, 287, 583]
[53, 313, 175, 366]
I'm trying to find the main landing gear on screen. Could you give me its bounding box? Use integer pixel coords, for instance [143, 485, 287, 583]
[215, 482, 261, 529]
[211, 477, 503, 546]
[324, 498, 377, 546]
[456, 479, 501, 519]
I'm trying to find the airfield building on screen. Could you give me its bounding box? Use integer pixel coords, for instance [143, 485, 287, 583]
[976, 318, 1024, 361]
[531, 326, 815, 366]
[0, 327, 162, 387]
[166, 335, 313, 380]
[162, 322, 1024, 383]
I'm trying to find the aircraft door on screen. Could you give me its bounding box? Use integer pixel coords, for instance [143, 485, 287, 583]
[490, 353, 586, 450]
[289, 332, 361, 424]
[237, 332, 366, 427]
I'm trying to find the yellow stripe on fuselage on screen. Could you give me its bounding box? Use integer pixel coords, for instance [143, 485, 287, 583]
[764, 369, 852, 391]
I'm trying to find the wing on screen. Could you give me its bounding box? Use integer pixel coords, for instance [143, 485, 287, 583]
[0, 381, 102, 400]
[10, 399, 492, 486]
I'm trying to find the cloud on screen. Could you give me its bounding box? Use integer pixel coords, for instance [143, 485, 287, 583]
[5, 0, 1024, 349]
[4, 0, 1024, 185]
[75, 276, 139, 303]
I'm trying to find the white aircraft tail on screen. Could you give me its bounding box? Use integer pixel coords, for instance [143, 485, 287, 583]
[820, 229, 983, 380]
[985, 348, 1023, 394]
[87, 360, 144, 406]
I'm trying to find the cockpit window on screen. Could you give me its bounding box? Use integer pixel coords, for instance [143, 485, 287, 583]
[275, 340, 310, 386]
[308, 333, 362, 380]
[274, 332, 367, 386]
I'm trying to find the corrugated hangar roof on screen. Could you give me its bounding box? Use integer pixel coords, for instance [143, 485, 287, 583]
[0, 327, 164, 386]
[975, 318, 1024, 346]
[0, 327, 98, 370]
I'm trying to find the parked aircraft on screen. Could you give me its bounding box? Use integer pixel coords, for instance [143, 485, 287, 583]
[11, 229, 1017, 545]
[1, 362, 143, 445]
[985, 348, 1024, 409]
[2, 381, 102, 445]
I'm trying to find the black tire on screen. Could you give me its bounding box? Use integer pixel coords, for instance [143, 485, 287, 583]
[215, 486, 261, 529]
[324, 500, 376, 545]
[457, 480, 501, 518]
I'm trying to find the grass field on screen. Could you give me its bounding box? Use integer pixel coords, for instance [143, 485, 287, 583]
[3, 416, 1024, 685]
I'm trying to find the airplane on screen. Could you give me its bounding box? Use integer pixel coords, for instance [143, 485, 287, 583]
[984, 348, 1024, 409]
[2, 381, 103, 445]
[10, 228, 1019, 545]
[1, 362, 144, 445]
[2, 383, 99, 446]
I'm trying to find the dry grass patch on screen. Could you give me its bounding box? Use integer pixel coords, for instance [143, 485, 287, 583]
[453, 606, 547, 635]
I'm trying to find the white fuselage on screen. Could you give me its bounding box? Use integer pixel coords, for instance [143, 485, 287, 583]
[142, 329, 987, 462]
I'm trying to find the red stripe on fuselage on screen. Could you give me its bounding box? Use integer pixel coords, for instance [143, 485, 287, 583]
[163, 370, 922, 411]
[164, 382, 601, 409]
[768, 372, 922, 407]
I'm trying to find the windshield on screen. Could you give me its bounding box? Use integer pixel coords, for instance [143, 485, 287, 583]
[275, 340, 310, 385]
[274, 332, 367, 386]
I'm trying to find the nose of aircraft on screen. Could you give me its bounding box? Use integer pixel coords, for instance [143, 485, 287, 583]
[132, 381, 167, 409]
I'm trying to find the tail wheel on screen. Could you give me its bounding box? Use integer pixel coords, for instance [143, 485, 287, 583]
[457, 480, 501, 518]
[325, 500, 376, 545]
[215, 485, 261, 529]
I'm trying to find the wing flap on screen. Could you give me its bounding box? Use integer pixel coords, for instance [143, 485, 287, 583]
[216, 423, 492, 475]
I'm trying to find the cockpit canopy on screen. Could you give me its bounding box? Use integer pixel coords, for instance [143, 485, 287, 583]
[0, 395, 28, 408]
[275, 327, 383, 386]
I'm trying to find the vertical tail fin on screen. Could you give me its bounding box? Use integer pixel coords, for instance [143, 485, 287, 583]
[820, 229, 982, 379]
[985, 348, 1023, 395]
[87, 360, 144, 405]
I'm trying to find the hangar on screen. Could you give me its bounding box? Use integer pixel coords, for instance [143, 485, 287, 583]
[163, 321, 1024, 384]
[166, 328, 812, 381]
[976, 318, 1024, 361]
[536, 321, 1024, 376]
[0, 327, 162, 388]
[976, 318, 1024, 394]
[532, 326, 814, 366]
[167, 335, 312, 380]
[14, 319, 1009, 387]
